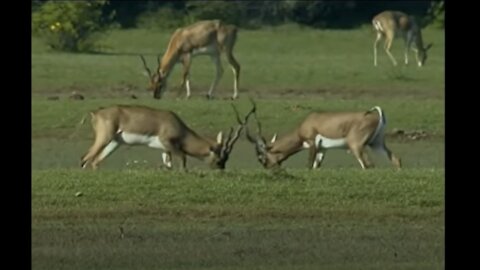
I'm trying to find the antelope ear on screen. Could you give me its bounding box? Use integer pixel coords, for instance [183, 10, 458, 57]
[270, 133, 277, 144]
[216, 131, 223, 144]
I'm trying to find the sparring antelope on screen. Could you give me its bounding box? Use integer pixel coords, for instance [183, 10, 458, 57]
[245, 100, 401, 170]
[80, 103, 255, 170]
[140, 19, 240, 100]
[372, 10, 433, 67]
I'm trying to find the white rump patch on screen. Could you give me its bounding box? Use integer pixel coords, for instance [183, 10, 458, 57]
[373, 20, 383, 32]
[314, 134, 348, 149]
[119, 132, 166, 150]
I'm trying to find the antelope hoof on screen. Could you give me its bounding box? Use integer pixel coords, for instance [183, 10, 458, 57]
[80, 159, 88, 169]
[206, 94, 214, 100]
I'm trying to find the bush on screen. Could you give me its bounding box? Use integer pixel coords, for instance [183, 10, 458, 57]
[32, 1, 115, 52]
[136, 7, 187, 30]
[425, 1, 444, 29]
[186, 1, 244, 26]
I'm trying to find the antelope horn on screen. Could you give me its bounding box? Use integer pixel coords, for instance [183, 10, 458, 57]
[226, 103, 257, 151]
[249, 98, 262, 136]
[139, 55, 152, 78]
[244, 98, 263, 144]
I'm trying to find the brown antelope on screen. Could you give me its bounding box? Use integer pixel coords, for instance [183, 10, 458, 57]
[80, 103, 255, 170]
[245, 100, 401, 170]
[372, 10, 433, 67]
[140, 19, 240, 100]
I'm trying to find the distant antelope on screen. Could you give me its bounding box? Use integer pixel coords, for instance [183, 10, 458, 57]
[140, 19, 240, 100]
[245, 100, 401, 170]
[80, 103, 255, 170]
[372, 10, 433, 67]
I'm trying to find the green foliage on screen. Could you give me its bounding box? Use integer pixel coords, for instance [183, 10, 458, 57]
[284, 1, 357, 28]
[135, 6, 187, 30]
[35, 1, 436, 31]
[425, 1, 444, 29]
[186, 1, 244, 25]
[32, 0, 115, 52]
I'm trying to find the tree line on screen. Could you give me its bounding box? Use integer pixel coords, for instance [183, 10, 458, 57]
[31, 1, 444, 52]
[33, 0, 444, 30]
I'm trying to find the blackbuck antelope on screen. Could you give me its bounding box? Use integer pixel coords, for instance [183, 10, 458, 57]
[140, 19, 240, 100]
[245, 101, 402, 170]
[80, 104, 255, 170]
[372, 10, 433, 67]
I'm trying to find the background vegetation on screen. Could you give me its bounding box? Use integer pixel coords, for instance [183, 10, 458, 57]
[32, 0, 444, 52]
[32, 1, 445, 269]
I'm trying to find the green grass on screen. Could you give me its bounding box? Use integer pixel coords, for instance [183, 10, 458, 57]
[32, 169, 444, 270]
[32, 98, 443, 138]
[32, 25, 444, 269]
[32, 26, 444, 99]
[31, 98, 443, 171]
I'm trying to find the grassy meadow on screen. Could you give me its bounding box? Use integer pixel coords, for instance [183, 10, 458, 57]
[32, 24, 444, 269]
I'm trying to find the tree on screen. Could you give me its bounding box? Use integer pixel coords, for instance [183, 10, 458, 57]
[32, 1, 115, 52]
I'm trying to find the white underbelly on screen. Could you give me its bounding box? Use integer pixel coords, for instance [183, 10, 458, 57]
[118, 132, 166, 150]
[315, 134, 348, 149]
[192, 45, 216, 56]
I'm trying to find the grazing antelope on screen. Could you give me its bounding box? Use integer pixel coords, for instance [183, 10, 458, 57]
[372, 10, 433, 67]
[140, 19, 240, 100]
[80, 103, 255, 170]
[245, 100, 401, 170]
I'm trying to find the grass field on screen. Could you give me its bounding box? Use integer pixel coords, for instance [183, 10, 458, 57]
[32, 24, 444, 269]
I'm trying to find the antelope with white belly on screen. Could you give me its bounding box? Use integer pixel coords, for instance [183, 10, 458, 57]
[245, 100, 402, 170]
[80, 103, 255, 170]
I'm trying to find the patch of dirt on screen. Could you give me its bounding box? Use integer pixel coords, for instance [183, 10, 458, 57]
[386, 129, 441, 142]
[245, 86, 443, 100]
[69, 91, 85, 100]
[34, 84, 443, 101]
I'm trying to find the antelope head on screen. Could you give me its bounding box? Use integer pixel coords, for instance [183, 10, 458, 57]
[244, 99, 282, 169]
[207, 102, 257, 169]
[417, 43, 433, 67]
[140, 55, 166, 99]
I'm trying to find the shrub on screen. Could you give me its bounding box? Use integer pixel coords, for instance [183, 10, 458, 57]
[136, 7, 187, 30]
[425, 1, 444, 29]
[32, 1, 115, 52]
[185, 1, 244, 26]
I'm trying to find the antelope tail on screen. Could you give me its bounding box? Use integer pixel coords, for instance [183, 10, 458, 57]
[372, 19, 383, 32]
[365, 106, 386, 145]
